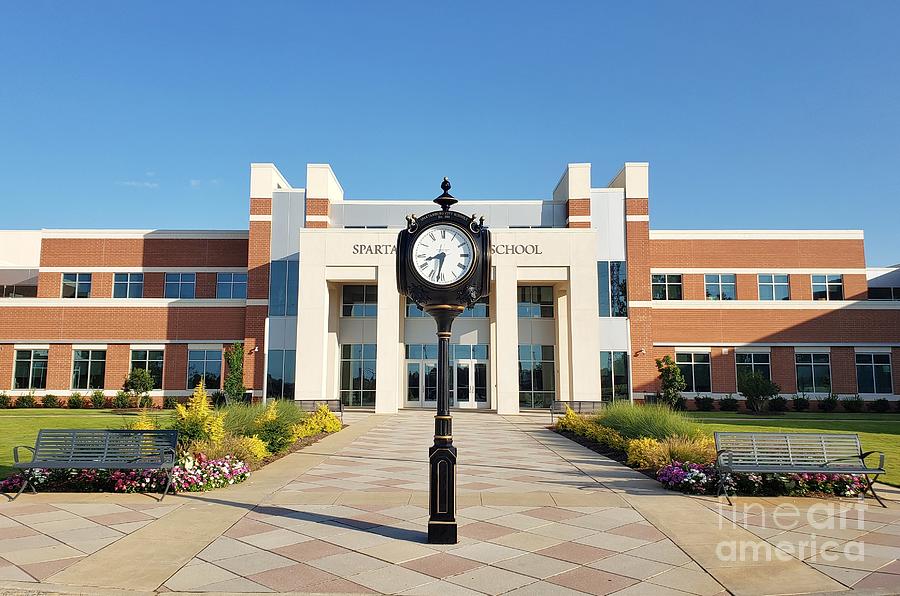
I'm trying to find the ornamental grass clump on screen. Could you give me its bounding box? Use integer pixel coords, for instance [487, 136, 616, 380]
[596, 401, 699, 441]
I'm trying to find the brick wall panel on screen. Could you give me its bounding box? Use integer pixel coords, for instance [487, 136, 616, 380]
[47, 345, 71, 391]
[195, 273, 218, 299]
[243, 306, 267, 390]
[831, 347, 857, 394]
[625, 199, 648, 216]
[789, 274, 812, 300]
[893, 348, 900, 395]
[247, 221, 271, 300]
[250, 198, 272, 216]
[771, 346, 797, 394]
[843, 274, 868, 300]
[143, 273, 164, 298]
[38, 272, 61, 298]
[736, 274, 758, 300]
[711, 348, 736, 394]
[93, 273, 114, 298]
[651, 239, 866, 269]
[40, 238, 248, 268]
[164, 344, 188, 391]
[0, 344, 12, 391]
[104, 344, 131, 391]
[682, 274, 706, 300]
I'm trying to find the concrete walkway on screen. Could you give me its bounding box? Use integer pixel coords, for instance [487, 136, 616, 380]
[0, 411, 897, 595]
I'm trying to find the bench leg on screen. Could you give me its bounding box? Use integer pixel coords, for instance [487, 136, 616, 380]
[716, 472, 733, 506]
[159, 469, 174, 502]
[10, 472, 37, 501]
[863, 474, 887, 508]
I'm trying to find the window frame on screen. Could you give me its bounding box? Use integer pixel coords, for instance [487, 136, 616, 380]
[216, 272, 248, 299]
[130, 349, 164, 389]
[266, 349, 296, 399]
[811, 274, 844, 301]
[14, 349, 48, 390]
[62, 273, 92, 299]
[598, 261, 628, 317]
[341, 285, 378, 318]
[517, 286, 554, 318]
[518, 344, 556, 408]
[340, 343, 377, 406]
[599, 351, 630, 401]
[855, 352, 893, 395]
[758, 274, 790, 301]
[675, 352, 712, 393]
[704, 274, 736, 301]
[187, 349, 223, 390]
[113, 273, 144, 298]
[71, 349, 107, 390]
[795, 352, 832, 394]
[651, 274, 683, 301]
[165, 273, 196, 299]
[736, 352, 772, 388]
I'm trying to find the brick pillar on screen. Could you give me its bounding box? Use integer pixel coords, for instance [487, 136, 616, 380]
[683, 274, 706, 300]
[566, 198, 591, 228]
[143, 273, 165, 298]
[831, 347, 857, 394]
[736, 274, 758, 300]
[893, 348, 900, 397]
[245, 197, 272, 396]
[93, 273, 114, 299]
[771, 346, 797, 394]
[0, 344, 13, 391]
[195, 272, 218, 299]
[104, 344, 131, 392]
[305, 198, 330, 228]
[712, 348, 736, 394]
[626, 197, 654, 396]
[38, 272, 61, 298]
[789, 274, 812, 300]
[47, 344, 71, 391]
[165, 344, 188, 391]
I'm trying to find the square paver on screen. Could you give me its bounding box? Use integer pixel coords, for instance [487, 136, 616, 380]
[239, 528, 312, 549]
[165, 560, 238, 591]
[197, 536, 261, 562]
[446, 565, 536, 595]
[247, 562, 339, 591]
[493, 553, 578, 579]
[588, 553, 674, 580]
[459, 521, 516, 541]
[214, 550, 296, 576]
[648, 567, 725, 596]
[576, 531, 651, 552]
[350, 565, 435, 593]
[522, 507, 585, 522]
[536, 541, 616, 564]
[547, 566, 639, 595]
[401, 553, 484, 579]
[272, 539, 349, 563]
[308, 551, 390, 577]
[490, 531, 563, 552]
[449, 542, 527, 564]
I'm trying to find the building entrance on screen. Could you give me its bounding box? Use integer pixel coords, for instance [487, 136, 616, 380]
[405, 343, 490, 409]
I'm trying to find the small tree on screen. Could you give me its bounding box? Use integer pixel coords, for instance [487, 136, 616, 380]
[655, 355, 686, 408]
[223, 341, 246, 404]
[124, 368, 154, 401]
[739, 372, 781, 413]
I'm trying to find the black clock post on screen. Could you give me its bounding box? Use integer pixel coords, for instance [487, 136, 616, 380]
[396, 178, 491, 544]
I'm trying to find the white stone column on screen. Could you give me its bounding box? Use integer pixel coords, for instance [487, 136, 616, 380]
[374, 266, 401, 413]
[494, 264, 519, 414]
[555, 286, 571, 402]
[568, 235, 601, 401]
[296, 236, 329, 401]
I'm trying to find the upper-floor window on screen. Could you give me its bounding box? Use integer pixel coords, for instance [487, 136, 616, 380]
[758, 274, 790, 301]
[72, 349, 106, 390]
[675, 352, 711, 392]
[868, 287, 900, 301]
[855, 353, 892, 394]
[269, 259, 298, 316]
[705, 274, 736, 301]
[114, 273, 144, 298]
[165, 273, 195, 299]
[2, 285, 37, 297]
[266, 349, 296, 399]
[14, 349, 48, 389]
[651, 274, 682, 300]
[216, 273, 247, 299]
[406, 296, 489, 318]
[342, 285, 377, 317]
[518, 286, 554, 318]
[62, 273, 91, 298]
[598, 261, 627, 317]
[812, 275, 843, 301]
[131, 349, 164, 389]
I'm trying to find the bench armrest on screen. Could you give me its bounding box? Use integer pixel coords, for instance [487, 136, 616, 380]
[715, 449, 733, 471]
[13, 445, 34, 464]
[860, 451, 886, 470]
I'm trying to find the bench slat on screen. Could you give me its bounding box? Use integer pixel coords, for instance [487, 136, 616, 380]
[20, 429, 178, 470]
[715, 432, 871, 471]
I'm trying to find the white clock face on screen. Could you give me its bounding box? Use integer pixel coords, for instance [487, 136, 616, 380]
[412, 224, 475, 286]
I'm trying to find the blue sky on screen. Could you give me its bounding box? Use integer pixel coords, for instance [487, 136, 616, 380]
[1, 2, 898, 265]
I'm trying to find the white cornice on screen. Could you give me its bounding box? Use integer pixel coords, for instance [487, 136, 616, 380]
[649, 268, 868, 275]
[649, 230, 864, 240]
[0, 298, 248, 308]
[40, 229, 249, 240]
[39, 267, 248, 273]
[629, 300, 900, 310]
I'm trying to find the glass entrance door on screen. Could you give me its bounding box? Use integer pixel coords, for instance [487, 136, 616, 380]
[453, 344, 490, 409]
[406, 343, 488, 408]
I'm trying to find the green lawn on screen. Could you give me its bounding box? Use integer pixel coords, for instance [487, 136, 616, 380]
[686, 411, 900, 487]
[0, 410, 173, 479]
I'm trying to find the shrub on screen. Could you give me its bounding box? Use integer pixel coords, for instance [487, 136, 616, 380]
[626, 437, 668, 469]
[223, 342, 247, 403]
[694, 396, 715, 411]
[174, 381, 226, 448]
[113, 391, 135, 409]
[91, 390, 107, 409]
[211, 391, 227, 408]
[253, 402, 296, 453]
[596, 402, 699, 441]
[555, 406, 587, 434]
[655, 355, 686, 407]
[124, 368, 154, 398]
[739, 372, 781, 413]
[587, 424, 627, 451]
[292, 404, 342, 440]
[661, 435, 716, 465]
[657, 462, 718, 494]
[67, 392, 84, 409]
[869, 398, 891, 413]
[15, 393, 37, 408]
[189, 434, 270, 469]
[842, 394, 864, 413]
[41, 394, 60, 408]
[138, 394, 154, 409]
[125, 409, 158, 430]
[792, 395, 810, 411]
[0, 393, 11, 409]
[719, 395, 739, 411]
[163, 396, 178, 409]
[768, 396, 788, 412]
[818, 394, 839, 413]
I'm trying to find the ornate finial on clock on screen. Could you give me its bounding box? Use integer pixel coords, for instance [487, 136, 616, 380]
[434, 177, 458, 212]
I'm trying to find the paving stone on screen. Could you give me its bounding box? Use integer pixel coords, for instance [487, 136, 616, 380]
[350, 564, 435, 593]
[213, 550, 296, 576]
[458, 521, 516, 541]
[0, 533, 60, 554]
[503, 580, 588, 595]
[272, 538, 349, 562]
[446, 564, 536, 595]
[608, 522, 668, 542]
[853, 571, 900, 590]
[521, 506, 585, 522]
[4, 544, 85, 566]
[809, 563, 870, 587]
[493, 552, 578, 579]
[308, 551, 390, 577]
[193, 577, 274, 592]
[536, 541, 616, 564]
[626, 539, 693, 566]
[18, 556, 84, 581]
[238, 528, 312, 549]
[86, 511, 153, 526]
[529, 521, 598, 541]
[575, 531, 651, 552]
[197, 536, 261, 561]
[399, 579, 486, 595]
[546, 566, 638, 595]
[302, 576, 377, 593]
[247, 561, 339, 591]
[448, 541, 528, 564]
[489, 530, 563, 552]
[489, 513, 553, 531]
[164, 560, 238, 591]
[588, 552, 674, 580]
[401, 553, 484, 579]
[0, 525, 39, 540]
[364, 540, 438, 564]
[648, 567, 728, 596]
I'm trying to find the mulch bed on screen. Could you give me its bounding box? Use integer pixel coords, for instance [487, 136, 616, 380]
[552, 427, 658, 481]
[256, 425, 348, 469]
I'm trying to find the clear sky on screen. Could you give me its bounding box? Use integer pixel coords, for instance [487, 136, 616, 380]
[1, 2, 898, 265]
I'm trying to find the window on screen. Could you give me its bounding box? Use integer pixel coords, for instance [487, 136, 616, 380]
[114, 273, 144, 298]
[165, 273, 195, 299]
[14, 349, 48, 389]
[600, 351, 630, 401]
[812, 275, 843, 301]
[406, 296, 489, 318]
[340, 344, 376, 407]
[266, 349, 296, 399]
[2, 285, 37, 297]
[705, 274, 736, 301]
[268, 259, 299, 317]
[62, 273, 92, 298]
[187, 350, 222, 389]
[795, 353, 831, 394]
[72, 350, 106, 390]
[758, 274, 790, 301]
[651, 275, 682, 300]
[342, 285, 377, 317]
[130, 349, 164, 389]
[216, 273, 247, 299]
[868, 287, 900, 301]
[517, 286, 554, 318]
[675, 353, 711, 393]
[518, 345, 555, 408]
[598, 261, 628, 317]
[736, 352, 771, 388]
[856, 353, 892, 394]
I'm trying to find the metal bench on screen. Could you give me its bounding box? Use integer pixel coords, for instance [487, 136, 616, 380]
[9, 429, 178, 502]
[550, 400, 607, 422]
[714, 432, 886, 507]
[293, 399, 344, 422]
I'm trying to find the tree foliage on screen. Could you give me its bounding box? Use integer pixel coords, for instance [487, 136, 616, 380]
[655, 355, 686, 407]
